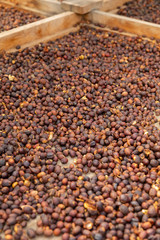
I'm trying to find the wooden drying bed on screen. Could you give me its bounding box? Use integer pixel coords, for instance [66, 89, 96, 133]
[0, 0, 160, 53]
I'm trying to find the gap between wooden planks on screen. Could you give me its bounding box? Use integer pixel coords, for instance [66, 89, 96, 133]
[0, 12, 82, 52]
[85, 10, 160, 39]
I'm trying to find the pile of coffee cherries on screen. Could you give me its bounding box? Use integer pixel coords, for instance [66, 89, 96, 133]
[0, 26, 160, 240]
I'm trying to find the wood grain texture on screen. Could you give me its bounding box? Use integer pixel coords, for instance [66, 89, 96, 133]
[86, 11, 160, 39]
[61, 0, 102, 14]
[0, 0, 63, 15]
[35, 0, 63, 14]
[0, 12, 81, 51]
[8, 26, 80, 52]
[0, 0, 48, 16]
[100, 0, 129, 11]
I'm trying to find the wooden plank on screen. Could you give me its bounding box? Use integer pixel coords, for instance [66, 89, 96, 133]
[83, 23, 136, 37]
[2, 0, 32, 5]
[0, 0, 35, 8]
[0, 12, 81, 51]
[100, 0, 129, 12]
[8, 25, 80, 53]
[82, 23, 160, 44]
[35, 0, 64, 14]
[0, 0, 48, 16]
[61, 0, 102, 14]
[85, 11, 160, 39]
[1, 0, 130, 14]
[0, 0, 64, 14]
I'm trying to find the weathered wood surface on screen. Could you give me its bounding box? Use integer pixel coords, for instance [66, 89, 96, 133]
[85, 10, 160, 39]
[0, 0, 63, 14]
[0, 0, 131, 15]
[0, 12, 81, 51]
[100, 0, 129, 11]
[0, 0, 50, 16]
[35, 0, 63, 14]
[61, 0, 102, 14]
